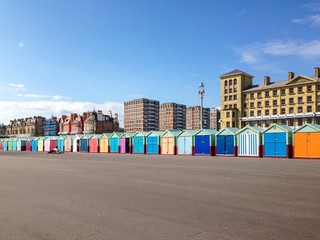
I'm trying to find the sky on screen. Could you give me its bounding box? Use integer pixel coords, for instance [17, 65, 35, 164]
[0, 0, 320, 126]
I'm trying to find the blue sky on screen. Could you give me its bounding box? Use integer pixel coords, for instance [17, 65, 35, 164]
[0, 0, 320, 126]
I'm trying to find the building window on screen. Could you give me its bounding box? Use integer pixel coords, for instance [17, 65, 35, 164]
[318, 85, 320, 91]
[298, 97, 303, 103]
[281, 108, 285, 114]
[244, 103, 247, 109]
[234, 79, 237, 85]
[250, 102, 254, 108]
[273, 100, 278, 106]
[250, 93, 254, 99]
[232, 112, 235, 118]
[229, 79, 232, 85]
[289, 88, 294, 94]
[225, 80, 228, 86]
[229, 104, 232, 109]
[225, 89, 228, 94]
[273, 109, 277, 115]
[265, 91, 270, 97]
[265, 109, 269, 115]
[265, 101, 270, 107]
[265, 120, 270, 127]
[298, 107, 303, 113]
[226, 121, 230, 127]
[229, 88, 233, 93]
[288, 119, 294, 126]
[257, 110, 261, 116]
[281, 99, 285, 105]
[273, 90, 278, 96]
[298, 86, 303, 93]
[307, 85, 312, 92]
[298, 118, 303, 126]
[243, 111, 247, 117]
[226, 112, 230, 118]
[279, 119, 285, 124]
[289, 98, 294, 104]
[250, 111, 254, 117]
[244, 94, 247, 100]
[233, 104, 237, 108]
[258, 102, 262, 108]
[234, 95, 237, 100]
[234, 87, 237, 93]
[257, 92, 262, 98]
[307, 118, 312, 123]
[229, 96, 232, 100]
[307, 96, 312, 102]
[307, 106, 312, 112]
[224, 96, 228, 101]
[289, 107, 294, 114]
[281, 89, 286, 95]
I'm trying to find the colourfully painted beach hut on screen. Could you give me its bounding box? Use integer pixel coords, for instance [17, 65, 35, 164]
[177, 130, 198, 155]
[72, 135, 81, 152]
[293, 123, 320, 159]
[216, 128, 239, 156]
[109, 132, 122, 153]
[17, 138, 26, 151]
[133, 132, 149, 154]
[161, 130, 180, 155]
[12, 138, 17, 151]
[7, 139, 13, 151]
[120, 132, 134, 154]
[80, 134, 91, 153]
[26, 138, 32, 151]
[44, 136, 57, 152]
[3, 139, 8, 151]
[99, 133, 111, 153]
[89, 134, 102, 153]
[0, 140, 3, 151]
[194, 129, 218, 156]
[57, 135, 67, 152]
[262, 124, 293, 158]
[37, 137, 46, 152]
[146, 131, 164, 154]
[236, 126, 263, 157]
[64, 135, 73, 152]
[31, 137, 39, 152]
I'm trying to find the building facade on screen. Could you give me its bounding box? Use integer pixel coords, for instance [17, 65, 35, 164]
[220, 67, 320, 129]
[186, 106, 210, 130]
[159, 102, 186, 130]
[124, 98, 160, 132]
[210, 107, 221, 130]
[6, 116, 45, 137]
[44, 116, 59, 136]
[0, 124, 7, 137]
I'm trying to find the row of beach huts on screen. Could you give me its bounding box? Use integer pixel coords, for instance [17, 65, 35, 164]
[1, 123, 320, 159]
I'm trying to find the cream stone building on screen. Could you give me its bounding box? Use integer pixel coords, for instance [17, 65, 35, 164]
[220, 67, 320, 129]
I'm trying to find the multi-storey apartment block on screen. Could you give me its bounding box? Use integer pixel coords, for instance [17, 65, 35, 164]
[220, 67, 320, 129]
[186, 106, 210, 130]
[159, 102, 186, 130]
[210, 107, 221, 130]
[6, 116, 45, 137]
[124, 98, 160, 132]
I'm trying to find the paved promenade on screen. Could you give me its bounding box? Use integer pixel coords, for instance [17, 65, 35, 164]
[0, 152, 319, 240]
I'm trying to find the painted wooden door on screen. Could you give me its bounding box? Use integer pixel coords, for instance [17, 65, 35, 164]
[177, 136, 192, 154]
[65, 139, 72, 152]
[217, 135, 234, 155]
[195, 135, 210, 155]
[73, 139, 79, 152]
[0, 141, 3, 151]
[38, 140, 44, 151]
[110, 138, 118, 153]
[161, 137, 174, 155]
[133, 136, 144, 154]
[80, 139, 88, 152]
[238, 133, 258, 156]
[100, 139, 109, 153]
[32, 140, 37, 151]
[3, 141, 8, 151]
[264, 133, 286, 157]
[90, 138, 99, 153]
[8, 140, 12, 151]
[17, 141, 21, 151]
[12, 141, 17, 151]
[294, 132, 320, 158]
[50, 140, 57, 151]
[147, 136, 158, 154]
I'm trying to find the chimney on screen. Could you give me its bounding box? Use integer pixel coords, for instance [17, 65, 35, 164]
[264, 76, 270, 86]
[288, 72, 294, 80]
[315, 67, 320, 78]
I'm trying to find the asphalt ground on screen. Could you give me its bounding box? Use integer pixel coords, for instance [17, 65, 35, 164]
[0, 152, 319, 240]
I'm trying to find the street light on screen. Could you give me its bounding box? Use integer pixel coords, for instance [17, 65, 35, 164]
[198, 82, 205, 129]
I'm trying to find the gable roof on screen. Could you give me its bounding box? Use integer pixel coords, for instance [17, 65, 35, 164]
[262, 124, 293, 133]
[220, 69, 254, 78]
[293, 123, 320, 133]
[237, 125, 264, 135]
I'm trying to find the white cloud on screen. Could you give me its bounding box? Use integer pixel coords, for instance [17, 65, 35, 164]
[292, 15, 320, 26]
[16, 93, 49, 98]
[302, 2, 320, 11]
[52, 95, 69, 101]
[9, 83, 24, 88]
[18, 42, 25, 47]
[0, 100, 124, 127]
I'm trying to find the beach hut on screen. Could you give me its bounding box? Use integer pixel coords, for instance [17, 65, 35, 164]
[120, 132, 134, 154]
[160, 130, 180, 155]
[7, 139, 13, 151]
[3, 139, 8, 151]
[31, 137, 39, 152]
[57, 135, 67, 152]
[236, 126, 263, 157]
[12, 138, 17, 151]
[109, 132, 122, 153]
[262, 124, 293, 158]
[194, 129, 218, 156]
[17, 138, 26, 151]
[216, 127, 239, 156]
[177, 130, 198, 155]
[37, 137, 46, 152]
[89, 134, 102, 153]
[0, 140, 3, 151]
[99, 133, 111, 153]
[293, 123, 320, 159]
[26, 138, 32, 151]
[72, 135, 82, 152]
[146, 131, 164, 154]
[80, 134, 91, 152]
[133, 132, 149, 154]
[64, 135, 74, 152]
[49, 136, 58, 151]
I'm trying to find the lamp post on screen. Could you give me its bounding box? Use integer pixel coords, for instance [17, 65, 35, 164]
[198, 82, 205, 129]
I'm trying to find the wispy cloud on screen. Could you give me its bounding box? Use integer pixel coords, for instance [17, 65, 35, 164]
[16, 93, 49, 98]
[9, 83, 24, 88]
[292, 15, 320, 26]
[52, 95, 69, 101]
[235, 39, 320, 64]
[18, 42, 25, 47]
[0, 101, 124, 126]
[302, 2, 320, 11]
